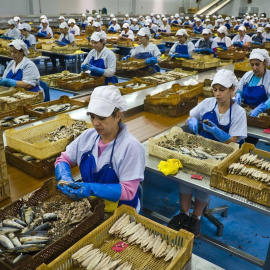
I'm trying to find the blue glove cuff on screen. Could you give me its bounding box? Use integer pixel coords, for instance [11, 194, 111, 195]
[91, 183, 122, 202]
[265, 99, 270, 109]
[55, 162, 73, 182]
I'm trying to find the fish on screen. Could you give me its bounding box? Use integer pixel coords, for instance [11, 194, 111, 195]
[0, 235, 15, 249]
[19, 235, 50, 243]
[3, 219, 25, 229]
[11, 244, 46, 253]
[71, 244, 93, 260]
[43, 213, 58, 222]
[11, 237, 22, 247]
[1, 116, 14, 122]
[13, 253, 24, 264]
[34, 222, 50, 231]
[0, 227, 21, 233]
[24, 207, 35, 225]
[13, 218, 27, 227]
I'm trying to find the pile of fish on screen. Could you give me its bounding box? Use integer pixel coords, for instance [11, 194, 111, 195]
[32, 103, 80, 113]
[228, 153, 270, 185]
[66, 77, 94, 83]
[143, 73, 179, 84]
[0, 92, 35, 103]
[1, 115, 38, 127]
[72, 244, 133, 270]
[108, 214, 181, 262]
[12, 151, 56, 163]
[118, 83, 147, 90]
[157, 136, 228, 161]
[0, 198, 92, 264]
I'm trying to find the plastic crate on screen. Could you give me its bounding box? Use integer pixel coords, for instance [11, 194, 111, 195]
[211, 143, 270, 207]
[0, 178, 104, 270]
[144, 96, 198, 117]
[5, 114, 93, 160]
[36, 205, 194, 270]
[148, 126, 238, 176]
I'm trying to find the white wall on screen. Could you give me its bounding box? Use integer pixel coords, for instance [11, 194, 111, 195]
[0, 0, 30, 16]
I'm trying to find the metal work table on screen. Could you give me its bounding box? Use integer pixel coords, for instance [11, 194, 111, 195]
[183, 254, 224, 270]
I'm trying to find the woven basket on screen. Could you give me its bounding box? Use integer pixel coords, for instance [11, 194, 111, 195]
[36, 204, 194, 270]
[5, 114, 93, 160]
[217, 50, 246, 61]
[148, 126, 238, 176]
[182, 55, 220, 70]
[40, 71, 78, 87]
[117, 57, 151, 70]
[211, 143, 270, 207]
[160, 58, 184, 69]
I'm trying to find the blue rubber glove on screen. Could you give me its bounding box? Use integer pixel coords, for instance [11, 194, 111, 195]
[154, 33, 160, 39]
[234, 92, 242, 105]
[249, 103, 268, 117]
[266, 38, 270, 42]
[193, 30, 200, 34]
[37, 32, 47, 38]
[233, 41, 243, 47]
[219, 46, 227, 51]
[81, 63, 94, 71]
[169, 52, 176, 58]
[57, 182, 122, 201]
[202, 120, 231, 142]
[145, 56, 158, 65]
[122, 54, 131, 61]
[0, 35, 13, 40]
[56, 41, 67, 46]
[195, 48, 203, 53]
[108, 28, 116, 33]
[55, 162, 74, 184]
[187, 118, 199, 135]
[88, 66, 105, 75]
[203, 48, 214, 54]
[0, 78, 17, 87]
[38, 26, 42, 30]
[81, 64, 88, 72]
[174, 53, 190, 59]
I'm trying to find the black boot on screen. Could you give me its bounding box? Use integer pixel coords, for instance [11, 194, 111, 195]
[168, 211, 190, 231]
[186, 215, 201, 237]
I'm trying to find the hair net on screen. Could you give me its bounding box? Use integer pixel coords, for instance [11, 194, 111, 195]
[250, 49, 270, 65]
[211, 69, 239, 89]
[8, 39, 29, 56]
[202, 29, 211, 35]
[217, 26, 228, 34]
[8, 19, 16, 26]
[91, 32, 104, 42]
[176, 29, 189, 37]
[68, 18, 76, 24]
[59, 22, 69, 29]
[137, 27, 151, 38]
[238, 26, 246, 31]
[18, 23, 31, 31]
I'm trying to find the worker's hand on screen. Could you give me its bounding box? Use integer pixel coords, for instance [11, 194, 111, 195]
[57, 182, 92, 200]
[56, 40, 67, 46]
[88, 66, 105, 75]
[169, 52, 176, 58]
[233, 41, 243, 47]
[81, 63, 94, 71]
[0, 35, 13, 40]
[195, 48, 203, 53]
[219, 46, 227, 51]
[234, 92, 242, 105]
[145, 56, 158, 65]
[122, 54, 131, 61]
[37, 32, 47, 38]
[202, 48, 214, 54]
[249, 103, 268, 117]
[174, 53, 190, 59]
[108, 28, 116, 33]
[202, 120, 231, 142]
[55, 162, 74, 184]
[187, 118, 199, 135]
[193, 30, 200, 34]
[0, 78, 17, 87]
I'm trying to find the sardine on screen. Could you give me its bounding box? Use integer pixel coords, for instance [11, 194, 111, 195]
[0, 227, 21, 233]
[19, 235, 50, 243]
[24, 207, 35, 225]
[34, 222, 50, 231]
[43, 213, 58, 222]
[13, 253, 24, 264]
[3, 219, 25, 229]
[0, 235, 14, 249]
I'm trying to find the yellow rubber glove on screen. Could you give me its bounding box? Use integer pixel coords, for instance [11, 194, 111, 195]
[158, 159, 183, 176]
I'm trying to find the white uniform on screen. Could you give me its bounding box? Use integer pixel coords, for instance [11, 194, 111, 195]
[170, 40, 195, 57]
[38, 26, 53, 37]
[97, 20, 103, 26]
[262, 32, 270, 41]
[159, 24, 171, 34]
[69, 25, 80, 35]
[65, 123, 145, 182]
[213, 36, 232, 47]
[22, 34, 36, 48]
[123, 19, 131, 25]
[232, 34, 251, 44]
[156, 19, 162, 27]
[131, 42, 161, 60]
[58, 32, 75, 43]
[195, 38, 218, 49]
[238, 69, 270, 97]
[119, 30, 134, 41]
[130, 24, 139, 31]
[204, 23, 213, 29]
[138, 20, 145, 26]
[3, 57, 40, 87]
[5, 28, 21, 39]
[149, 24, 159, 33]
[109, 24, 121, 32]
[190, 97, 247, 141]
[97, 30, 107, 41]
[82, 46, 116, 78]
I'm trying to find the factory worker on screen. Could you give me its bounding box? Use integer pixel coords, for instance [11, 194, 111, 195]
[81, 32, 116, 84]
[56, 22, 75, 46]
[130, 19, 139, 32]
[108, 14, 115, 26]
[182, 17, 192, 27]
[168, 70, 247, 236]
[0, 40, 41, 92]
[150, 13, 157, 24]
[81, 14, 89, 29]
[204, 19, 213, 29]
[0, 19, 21, 40]
[235, 49, 270, 117]
[93, 22, 107, 41]
[37, 19, 53, 38]
[56, 85, 145, 213]
[224, 17, 232, 30]
[155, 15, 162, 27]
[193, 18, 204, 34]
[214, 26, 232, 50]
[18, 23, 36, 49]
[194, 29, 217, 54]
[214, 19, 222, 29]
[200, 14, 204, 22]
[232, 26, 251, 48]
[39, 15, 49, 29]
[58, 16, 65, 28]
[234, 19, 243, 30]
[87, 17, 95, 27]
[243, 16, 252, 28]
[96, 15, 103, 26]
[158, 18, 171, 35]
[68, 19, 80, 36]
[119, 23, 134, 41]
[231, 16, 236, 23]
[123, 14, 131, 25]
[171, 13, 182, 27]
[107, 18, 121, 33]
[262, 24, 270, 42]
[169, 29, 194, 59]
[13, 16, 22, 29]
[251, 27, 264, 45]
[124, 27, 161, 73]
[138, 15, 145, 27]
[145, 19, 159, 38]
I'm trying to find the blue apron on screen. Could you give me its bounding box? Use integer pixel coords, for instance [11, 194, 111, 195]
[224, 23, 231, 30]
[252, 35, 263, 43]
[172, 20, 179, 25]
[6, 69, 40, 92]
[23, 39, 31, 48]
[82, 24, 87, 30]
[136, 52, 158, 73]
[242, 73, 267, 106]
[61, 36, 71, 44]
[89, 56, 116, 84]
[200, 101, 232, 141]
[234, 25, 240, 30]
[217, 42, 226, 47]
[175, 44, 188, 54]
[183, 22, 190, 26]
[122, 34, 129, 38]
[244, 22, 250, 28]
[79, 134, 139, 209]
[198, 39, 212, 50]
[70, 30, 75, 35]
[193, 25, 202, 33]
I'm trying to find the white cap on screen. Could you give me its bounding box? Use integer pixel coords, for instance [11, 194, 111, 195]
[266, 24, 270, 28]
[195, 18, 201, 22]
[110, 13, 115, 18]
[87, 16, 93, 21]
[68, 18, 75, 24]
[97, 15, 101, 19]
[176, 29, 188, 37]
[217, 26, 228, 34]
[175, 13, 179, 18]
[161, 14, 165, 18]
[261, 14, 265, 17]
[137, 27, 151, 38]
[156, 15, 160, 19]
[237, 19, 241, 22]
[82, 13, 86, 17]
[205, 19, 210, 22]
[162, 18, 168, 21]
[185, 16, 189, 20]
[8, 39, 29, 56]
[216, 19, 221, 22]
[213, 15, 217, 18]
[8, 19, 16, 26]
[90, 32, 104, 41]
[220, 18, 224, 22]
[112, 18, 117, 22]
[218, 15, 222, 18]
[238, 26, 246, 31]
[40, 15, 47, 19]
[41, 19, 48, 24]
[246, 16, 250, 19]
[125, 14, 129, 17]
[145, 16, 151, 20]
[254, 14, 257, 16]
[206, 15, 210, 18]
[18, 23, 31, 31]
[145, 19, 152, 26]
[139, 15, 143, 18]
[211, 69, 238, 89]
[200, 15, 203, 17]
[231, 16, 235, 18]
[150, 13, 154, 16]
[59, 22, 69, 29]
[87, 85, 127, 117]
[257, 27, 264, 33]
[133, 18, 138, 22]
[122, 23, 129, 29]
[93, 22, 101, 27]
[14, 16, 20, 22]
[225, 17, 230, 20]
[202, 29, 211, 35]
[59, 16, 65, 20]
[246, 12, 249, 15]
[249, 49, 270, 65]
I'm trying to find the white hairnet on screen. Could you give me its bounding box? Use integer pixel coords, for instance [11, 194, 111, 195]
[257, 27, 264, 33]
[8, 19, 16, 26]
[238, 26, 246, 31]
[202, 29, 211, 35]
[145, 19, 152, 26]
[90, 32, 104, 42]
[217, 26, 228, 34]
[68, 18, 75, 24]
[14, 16, 20, 22]
[8, 39, 29, 56]
[18, 23, 31, 32]
[93, 22, 101, 27]
[41, 19, 48, 24]
[59, 16, 65, 20]
[40, 15, 47, 19]
[176, 29, 188, 37]
[266, 24, 270, 28]
[211, 69, 239, 89]
[59, 22, 69, 29]
[250, 49, 270, 65]
[97, 15, 101, 19]
[137, 27, 151, 38]
[122, 23, 129, 29]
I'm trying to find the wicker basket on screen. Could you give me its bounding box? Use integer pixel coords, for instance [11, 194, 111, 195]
[217, 50, 246, 61]
[144, 97, 198, 117]
[52, 45, 80, 54]
[111, 77, 158, 95]
[148, 126, 238, 176]
[5, 114, 93, 160]
[182, 55, 220, 70]
[116, 68, 154, 79]
[36, 204, 194, 270]
[0, 178, 104, 270]
[57, 73, 105, 91]
[210, 143, 270, 207]
[234, 58, 251, 72]
[40, 71, 78, 87]
[0, 88, 43, 112]
[160, 57, 184, 69]
[145, 83, 203, 106]
[117, 57, 151, 70]
[264, 42, 270, 49]
[203, 79, 214, 97]
[0, 143, 10, 202]
[41, 43, 54, 50]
